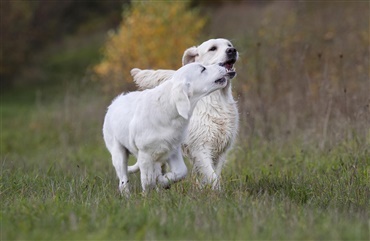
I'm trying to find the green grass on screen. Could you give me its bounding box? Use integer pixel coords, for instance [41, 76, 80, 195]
[1, 84, 369, 240]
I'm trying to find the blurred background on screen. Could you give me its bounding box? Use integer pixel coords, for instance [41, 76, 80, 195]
[1, 0, 369, 161]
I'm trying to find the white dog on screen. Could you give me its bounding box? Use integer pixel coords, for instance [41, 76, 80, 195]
[128, 39, 239, 190]
[103, 62, 236, 195]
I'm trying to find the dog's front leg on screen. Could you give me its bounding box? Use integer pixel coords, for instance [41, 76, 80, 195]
[192, 149, 220, 190]
[158, 147, 187, 188]
[212, 153, 227, 191]
[138, 151, 157, 192]
[214, 153, 227, 179]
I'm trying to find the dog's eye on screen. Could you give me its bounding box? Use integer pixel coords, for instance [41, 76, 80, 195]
[201, 66, 206, 73]
[209, 46, 217, 51]
[228, 44, 232, 47]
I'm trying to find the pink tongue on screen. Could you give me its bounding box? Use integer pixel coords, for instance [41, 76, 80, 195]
[225, 63, 232, 70]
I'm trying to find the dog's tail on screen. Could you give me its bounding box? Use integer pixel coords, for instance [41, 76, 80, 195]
[131, 68, 175, 90]
[128, 162, 140, 173]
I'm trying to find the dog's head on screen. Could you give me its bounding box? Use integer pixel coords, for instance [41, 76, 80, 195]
[171, 63, 236, 119]
[182, 38, 238, 72]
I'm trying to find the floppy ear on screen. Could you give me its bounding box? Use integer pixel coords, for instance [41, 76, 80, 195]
[182, 46, 198, 65]
[173, 83, 191, 119]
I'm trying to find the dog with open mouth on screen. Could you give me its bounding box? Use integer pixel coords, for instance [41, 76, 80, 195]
[128, 39, 239, 190]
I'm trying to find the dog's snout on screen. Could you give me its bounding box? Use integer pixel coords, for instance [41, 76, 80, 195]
[227, 71, 236, 79]
[226, 47, 237, 56]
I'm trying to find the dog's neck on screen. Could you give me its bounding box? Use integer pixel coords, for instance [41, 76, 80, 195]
[218, 80, 234, 103]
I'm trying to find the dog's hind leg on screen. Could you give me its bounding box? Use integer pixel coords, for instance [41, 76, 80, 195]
[158, 147, 188, 188]
[111, 139, 130, 196]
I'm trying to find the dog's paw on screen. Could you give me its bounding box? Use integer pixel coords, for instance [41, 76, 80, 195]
[118, 180, 130, 197]
[157, 175, 172, 189]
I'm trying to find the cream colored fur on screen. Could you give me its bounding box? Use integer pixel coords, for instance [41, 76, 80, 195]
[129, 39, 239, 190]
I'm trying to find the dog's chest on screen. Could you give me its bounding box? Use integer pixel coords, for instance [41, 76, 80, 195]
[185, 91, 238, 154]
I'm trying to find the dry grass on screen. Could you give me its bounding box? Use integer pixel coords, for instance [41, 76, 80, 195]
[207, 1, 369, 148]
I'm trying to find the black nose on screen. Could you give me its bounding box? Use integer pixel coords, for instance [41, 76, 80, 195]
[226, 47, 237, 56]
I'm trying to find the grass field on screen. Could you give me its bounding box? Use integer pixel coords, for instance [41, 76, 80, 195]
[1, 2, 370, 240]
[1, 90, 369, 240]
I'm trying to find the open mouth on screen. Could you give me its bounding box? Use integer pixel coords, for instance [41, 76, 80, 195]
[220, 58, 236, 71]
[219, 58, 237, 80]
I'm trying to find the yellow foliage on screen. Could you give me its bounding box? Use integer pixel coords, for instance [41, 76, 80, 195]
[94, 1, 206, 93]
